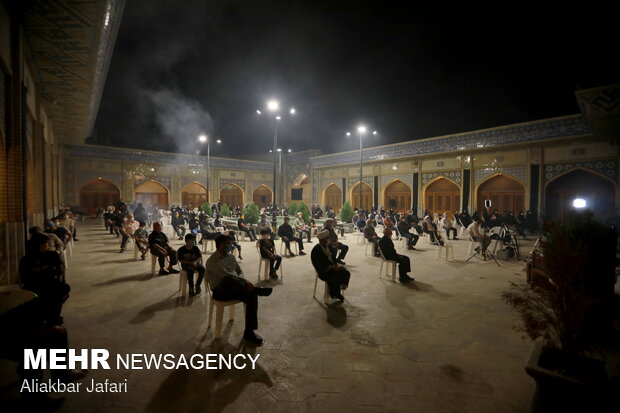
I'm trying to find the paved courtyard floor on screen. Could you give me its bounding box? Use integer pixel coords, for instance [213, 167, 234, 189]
[1, 219, 536, 412]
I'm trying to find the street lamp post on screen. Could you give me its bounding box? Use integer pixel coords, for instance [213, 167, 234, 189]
[258, 100, 295, 229]
[198, 134, 221, 204]
[347, 127, 377, 213]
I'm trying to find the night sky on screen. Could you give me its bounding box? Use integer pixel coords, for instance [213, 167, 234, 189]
[93, 1, 619, 157]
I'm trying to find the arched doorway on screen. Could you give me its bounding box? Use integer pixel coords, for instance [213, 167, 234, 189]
[181, 182, 207, 209]
[220, 184, 243, 208]
[424, 178, 460, 216]
[477, 174, 524, 214]
[323, 184, 342, 212]
[79, 178, 120, 215]
[384, 180, 411, 211]
[545, 169, 615, 223]
[253, 185, 273, 207]
[350, 182, 373, 211]
[135, 180, 169, 209]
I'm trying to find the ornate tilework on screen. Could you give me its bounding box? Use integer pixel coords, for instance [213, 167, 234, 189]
[347, 177, 374, 189]
[180, 176, 207, 189]
[576, 84, 620, 116]
[421, 171, 461, 186]
[219, 179, 245, 190]
[67, 144, 272, 171]
[543, 160, 617, 182]
[77, 172, 122, 189]
[310, 115, 592, 168]
[321, 180, 341, 192]
[135, 175, 171, 189]
[474, 167, 526, 184]
[380, 174, 413, 188]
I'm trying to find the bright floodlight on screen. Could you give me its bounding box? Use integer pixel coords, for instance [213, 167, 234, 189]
[287, 148, 292, 153]
[290, 108, 296, 114]
[269, 149, 273, 153]
[267, 100, 279, 111]
[256, 110, 262, 115]
[216, 139, 222, 143]
[277, 148, 282, 152]
[357, 125, 367, 134]
[346, 132, 351, 136]
[275, 116, 281, 120]
[373, 130, 378, 135]
[198, 134, 207, 143]
[573, 198, 587, 209]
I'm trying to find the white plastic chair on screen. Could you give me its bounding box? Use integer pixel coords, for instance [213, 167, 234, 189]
[279, 238, 298, 256]
[378, 247, 398, 282]
[202, 238, 216, 254]
[151, 254, 158, 275]
[434, 242, 454, 261]
[256, 242, 283, 281]
[206, 279, 243, 339]
[0, 289, 38, 316]
[312, 272, 330, 305]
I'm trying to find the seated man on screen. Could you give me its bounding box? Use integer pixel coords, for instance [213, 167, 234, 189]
[205, 235, 273, 345]
[294, 211, 312, 242]
[199, 218, 220, 244]
[423, 214, 444, 246]
[467, 216, 491, 252]
[177, 234, 205, 296]
[32, 226, 64, 253]
[363, 219, 380, 256]
[277, 216, 306, 256]
[322, 218, 348, 264]
[397, 216, 419, 250]
[378, 229, 414, 283]
[356, 216, 366, 231]
[133, 221, 149, 260]
[227, 231, 243, 260]
[258, 229, 282, 279]
[148, 222, 180, 275]
[120, 214, 139, 253]
[171, 211, 187, 240]
[237, 215, 257, 241]
[19, 233, 70, 324]
[441, 213, 458, 240]
[257, 214, 276, 240]
[311, 230, 351, 301]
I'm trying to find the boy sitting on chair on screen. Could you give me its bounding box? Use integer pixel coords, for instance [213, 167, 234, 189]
[177, 233, 205, 296]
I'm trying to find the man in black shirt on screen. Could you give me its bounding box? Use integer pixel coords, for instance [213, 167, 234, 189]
[171, 211, 187, 240]
[378, 229, 414, 283]
[177, 234, 205, 296]
[277, 217, 305, 256]
[237, 215, 257, 241]
[397, 216, 419, 250]
[148, 222, 180, 275]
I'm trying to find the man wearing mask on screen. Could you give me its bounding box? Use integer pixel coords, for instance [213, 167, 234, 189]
[177, 234, 205, 296]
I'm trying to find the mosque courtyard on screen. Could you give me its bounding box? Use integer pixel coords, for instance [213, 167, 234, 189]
[2, 219, 535, 412]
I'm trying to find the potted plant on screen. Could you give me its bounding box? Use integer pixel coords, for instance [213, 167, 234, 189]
[502, 210, 616, 412]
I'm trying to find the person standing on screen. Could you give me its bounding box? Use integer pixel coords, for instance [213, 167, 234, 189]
[310, 230, 351, 301]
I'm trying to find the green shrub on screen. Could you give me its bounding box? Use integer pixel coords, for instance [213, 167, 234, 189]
[200, 202, 212, 216]
[340, 201, 354, 223]
[298, 202, 311, 224]
[221, 203, 231, 217]
[243, 202, 260, 224]
[288, 202, 299, 217]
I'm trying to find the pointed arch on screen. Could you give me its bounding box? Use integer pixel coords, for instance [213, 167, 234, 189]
[544, 168, 616, 223]
[219, 183, 244, 208]
[423, 177, 461, 216]
[135, 180, 169, 209]
[181, 182, 207, 209]
[475, 173, 525, 214]
[79, 177, 121, 215]
[322, 183, 342, 212]
[349, 181, 373, 211]
[382, 179, 411, 211]
[253, 184, 273, 207]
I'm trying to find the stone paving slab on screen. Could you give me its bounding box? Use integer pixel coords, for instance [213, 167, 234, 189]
[0, 220, 535, 412]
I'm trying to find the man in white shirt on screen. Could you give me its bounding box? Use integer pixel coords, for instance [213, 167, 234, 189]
[440, 213, 458, 240]
[206, 235, 273, 345]
[467, 216, 490, 250]
[294, 211, 312, 242]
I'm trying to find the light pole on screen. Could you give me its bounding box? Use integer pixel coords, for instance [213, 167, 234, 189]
[270, 148, 292, 204]
[346, 127, 377, 212]
[198, 134, 221, 204]
[257, 100, 295, 228]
